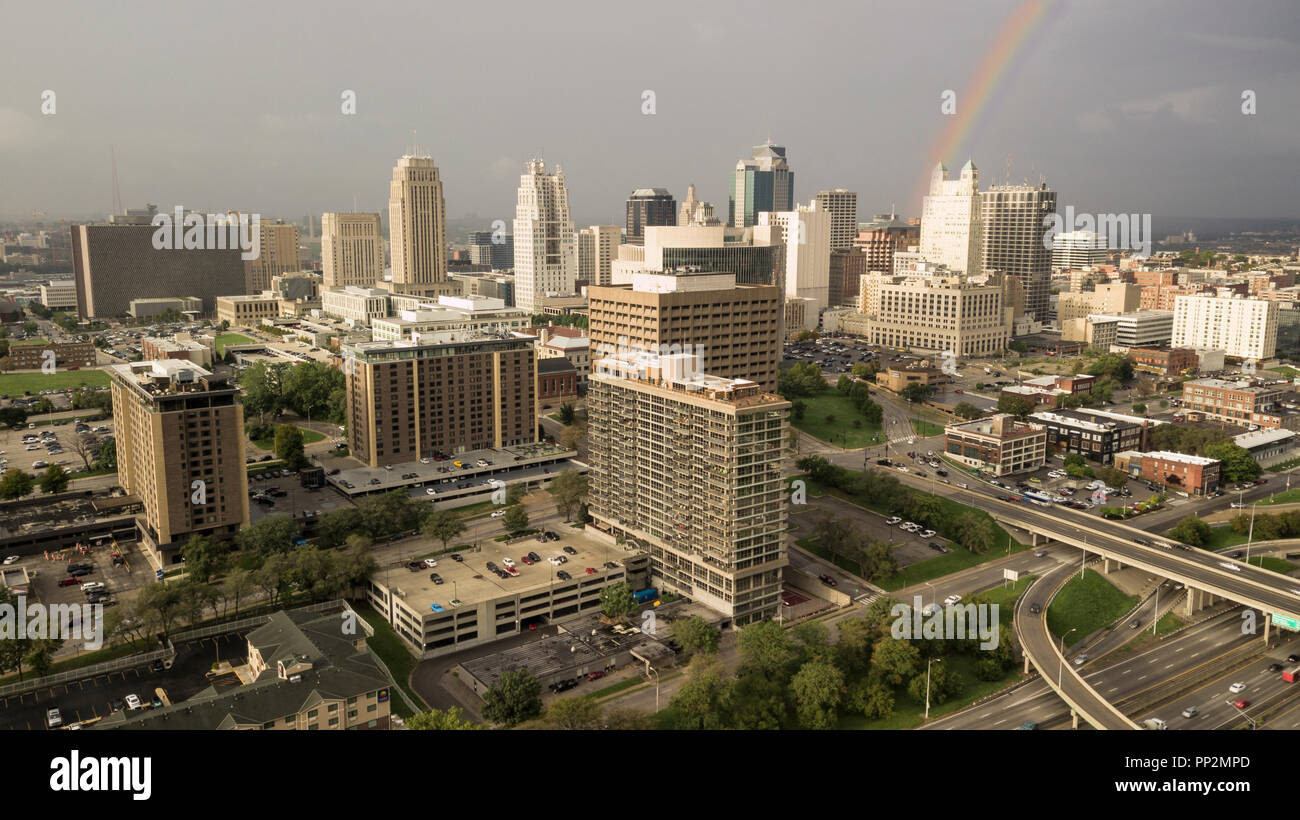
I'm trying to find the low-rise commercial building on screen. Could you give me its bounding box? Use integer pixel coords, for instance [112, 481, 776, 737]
[1029, 408, 1150, 464]
[5, 340, 96, 370]
[140, 336, 213, 368]
[216, 292, 281, 326]
[875, 361, 944, 393]
[538, 356, 579, 401]
[1181, 378, 1287, 428]
[1000, 373, 1095, 408]
[1114, 450, 1220, 496]
[320, 286, 392, 327]
[944, 414, 1047, 476]
[1234, 428, 1297, 467]
[1129, 346, 1199, 376]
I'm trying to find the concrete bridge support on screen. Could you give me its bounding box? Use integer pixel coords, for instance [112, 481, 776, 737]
[1184, 586, 1218, 616]
[1102, 557, 1123, 574]
[1071, 709, 1079, 729]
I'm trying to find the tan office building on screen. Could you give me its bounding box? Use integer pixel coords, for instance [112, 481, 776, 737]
[588, 351, 789, 626]
[343, 333, 537, 467]
[388, 154, 450, 297]
[244, 219, 301, 293]
[216, 292, 281, 326]
[858, 272, 1010, 356]
[108, 360, 249, 565]
[5, 340, 96, 370]
[587, 271, 782, 392]
[322, 212, 384, 289]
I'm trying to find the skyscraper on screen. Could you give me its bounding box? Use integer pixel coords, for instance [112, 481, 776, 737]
[729, 141, 793, 227]
[678, 183, 719, 227]
[1052, 230, 1108, 271]
[814, 189, 858, 251]
[588, 350, 789, 625]
[322, 212, 384, 289]
[919, 161, 982, 276]
[577, 225, 621, 286]
[625, 188, 676, 244]
[244, 218, 301, 293]
[981, 182, 1056, 321]
[109, 360, 249, 565]
[388, 153, 448, 296]
[467, 230, 513, 269]
[760, 201, 831, 330]
[513, 159, 577, 313]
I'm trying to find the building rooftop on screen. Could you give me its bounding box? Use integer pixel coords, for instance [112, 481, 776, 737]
[1142, 451, 1218, 466]
[1234, 428, 1296, 449]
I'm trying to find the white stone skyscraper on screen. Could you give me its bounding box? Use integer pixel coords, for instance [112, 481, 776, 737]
[981, 182, 1056, 321]
[513, 159, 577, 313]
[678, 184, 719, 227]
[919, 161, 982, 276]
[388, 153, 448, 296]
[760, 201, 831, 330]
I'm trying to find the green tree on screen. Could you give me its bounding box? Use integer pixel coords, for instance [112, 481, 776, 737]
[791, 660, 846, 729]
[39, 464, 70, 494]
[542, 696, 603, 730]
[32, 397, 54, 415]
[421, 509, 466, 552]
[737, 620, 795, 678]
[407, 707, 481, 730]
[899, 382, 931, 404]
[599, 581, 637, 620]
[951, 510, 996, 554]
[1167, 514, 1211, 548]
[996, 394, 1034, 418]
[671, 615, 720, 655]
[870, 634, 921, 686]
[953, 401, 982, 420]
[791, 399, 806, 421]
[235, 515, 300, 556]
[557, 402, 576, 425]
[273, 424, 307, 469]
[0, 468, 34, 499]
[1204, 442, 1261, 483]
[668, 655, 734, 730]
[481, 668, 543, 727]
[778, 362, 828, 398]
[503, 504, 529, 535]
[179, 534, 225, 583]
[548, 469, 589, 522]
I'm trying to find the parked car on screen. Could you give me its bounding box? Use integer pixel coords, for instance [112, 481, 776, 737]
[556, 570, 572, 580]
[125, 694, 143, 711]
[585, 670, 606, 682]
[585, 567, 597, 575]
[2, 555, 19, 565]
[46, 708, 62, 728]
[57, 577, 80, 587]
[563, 546, 577, 555]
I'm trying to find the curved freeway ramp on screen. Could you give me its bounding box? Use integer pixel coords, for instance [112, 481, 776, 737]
[1015, 560, 1141, 730]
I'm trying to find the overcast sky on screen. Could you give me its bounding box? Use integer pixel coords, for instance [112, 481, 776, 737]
[2, 0, 1297, 228]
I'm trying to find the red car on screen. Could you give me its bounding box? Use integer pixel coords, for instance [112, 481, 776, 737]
[57, 577, 80, 587]
[818, 574, 837, 587]
[585, 670, 605, 682]
[1234, 698, 1251, 709]
[585, 567, 597, 575]
[520, 556, 535, 565]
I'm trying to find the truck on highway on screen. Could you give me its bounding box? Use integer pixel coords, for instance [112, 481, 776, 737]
[1142, 718, 1168, 730]
[1283, 668, 1300, 683]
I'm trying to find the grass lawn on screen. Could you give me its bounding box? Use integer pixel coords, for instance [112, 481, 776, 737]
[1046, 570, 1137, 643]
[790, 393, 883, 448]
[588, 677, 647, 700]
[10, 337, 49, 347]
[355, 602, 424, 719]
[910, 419, 947, 437]
[1260, 488, 1300, 506]
[0, 370, 109, 394]
[1269, 366, 1299, 379]
[838, 653, 1024, 729]
[795, 476, 1028, 590]
[971, 575, 1036, 610]
[214, 333, 254, 354]
[1202, 526, 1251, 550]
[247, 460, 285, 474]
[1268, 457, 1300, 473]
[1248, 555, 1297, 574]
[1113, 611, 1185, 657]
[251, 427, 326, 451]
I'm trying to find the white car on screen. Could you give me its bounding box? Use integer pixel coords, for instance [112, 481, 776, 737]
[920, 529, 936, 539]
[490, 509, 507, 519]
[943, 594, 962, 606]
[1229, 682, 1246, 694]
[1218, 561, 1242, 572]
[885, 517, 902, 525]
[1230, 502, 1246, 509]
[125, 694, 143, 711]
[426, 488, 437, 496]
[81, 581, 105, 593]
[2, 556, 18, 565]
[501, 557, 515, 567]
[548, 556, 563, 566]
[423, 558, 437, 568]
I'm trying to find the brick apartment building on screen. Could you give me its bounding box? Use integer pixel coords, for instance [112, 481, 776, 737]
[5, 340, 96, 371]
[944, 414, 1047, 476]
[1115, 450, 1220, 496]
[1129, 346, 1199, 377]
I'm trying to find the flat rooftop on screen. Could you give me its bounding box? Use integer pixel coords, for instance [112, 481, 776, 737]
[329, 443, 579, 497]
[380, 528, 632, 614]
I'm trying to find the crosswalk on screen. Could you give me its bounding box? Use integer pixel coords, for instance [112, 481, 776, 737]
[855, 592, 881, 607]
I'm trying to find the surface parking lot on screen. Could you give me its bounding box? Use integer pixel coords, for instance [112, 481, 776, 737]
[246, 470, 353, 524]
[789, 493, 952, 569]
[0, 418, 115, 475]
[0, 632, 248, 730]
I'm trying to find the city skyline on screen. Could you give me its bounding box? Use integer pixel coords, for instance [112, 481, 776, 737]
[1, 0, 1297, 225]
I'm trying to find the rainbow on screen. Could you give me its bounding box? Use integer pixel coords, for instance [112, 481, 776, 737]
[914, 0, 1053, 206]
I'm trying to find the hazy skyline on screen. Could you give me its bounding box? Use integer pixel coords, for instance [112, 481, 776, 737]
[2, 0, 1297, 227]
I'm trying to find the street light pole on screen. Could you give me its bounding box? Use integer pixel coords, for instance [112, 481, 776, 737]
[1058, 627, 1077, 688]
[1247, 502, 1257, 564]
[924, 658, 933, 720]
